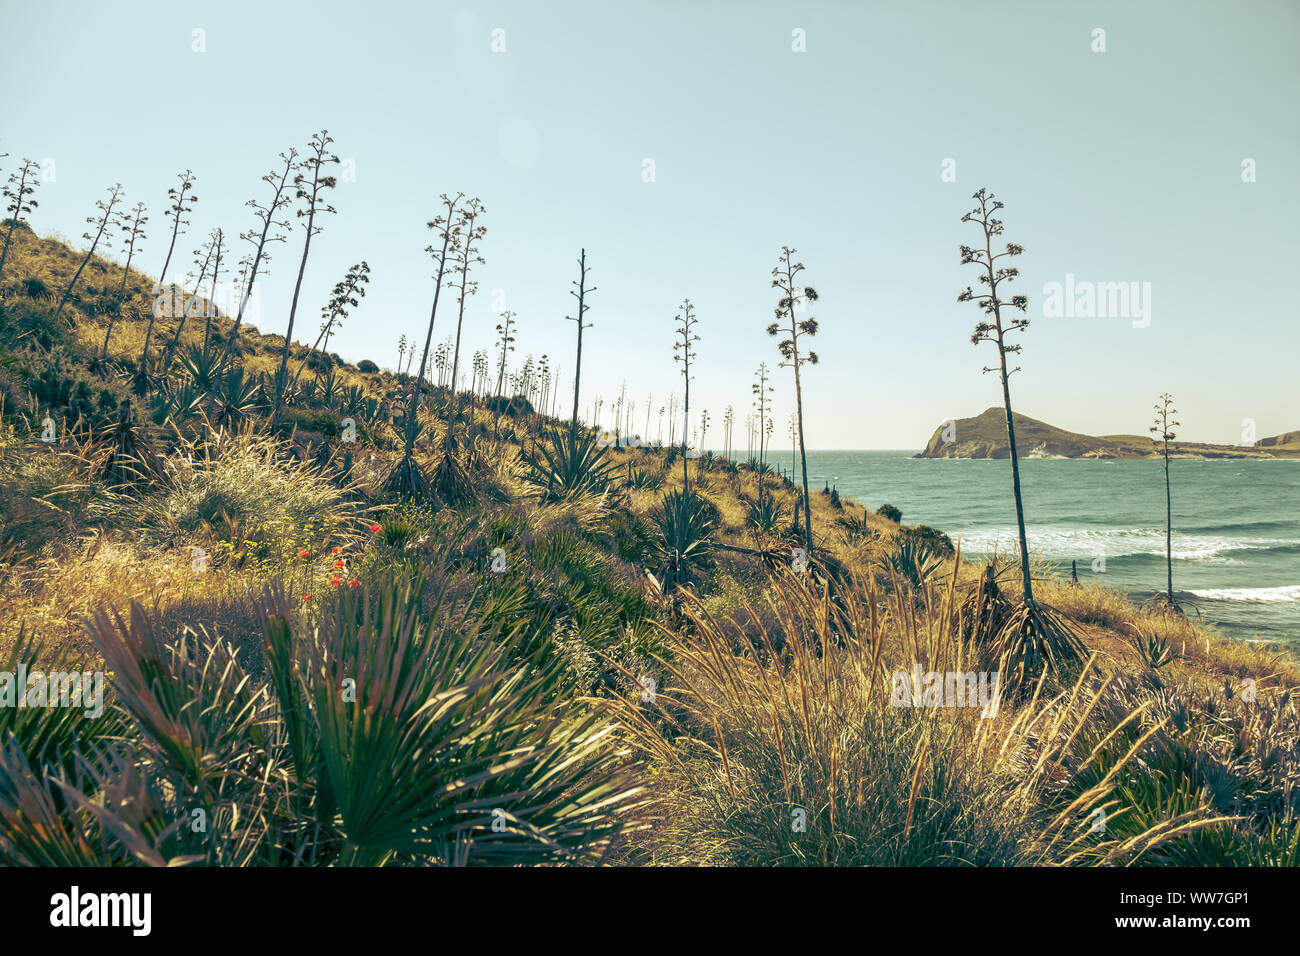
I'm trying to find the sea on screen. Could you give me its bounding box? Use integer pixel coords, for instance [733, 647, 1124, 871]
[791, 451, 1300, 644]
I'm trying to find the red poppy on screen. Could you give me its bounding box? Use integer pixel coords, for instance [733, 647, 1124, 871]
[298, 548, 312, 559]
[348, 579, 361, 588]
[302, 594, 313, 602]
[333, 559, 345, 570]
[369, 523, 382, 534]
[329, 575, 341, 587]
[331, 546, 342, 555]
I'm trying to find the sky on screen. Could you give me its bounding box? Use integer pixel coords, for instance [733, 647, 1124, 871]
[2, 0, 1297, 448]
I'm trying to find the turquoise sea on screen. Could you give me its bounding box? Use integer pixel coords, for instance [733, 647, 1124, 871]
[789, 451, 1300, 643]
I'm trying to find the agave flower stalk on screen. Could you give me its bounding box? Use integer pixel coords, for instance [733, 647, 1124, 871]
[0, 159, 41, 294]
[389, 193, 463, 499]
[199, 227, 225, 354]
[443, 198, 485, 450]
[273, 131, 339, 428]
[291, 261, 370, 394]
[55, 183, 124, 325]
[673, 300, 700, 494]
[1150, 393, 1180, 607]
[100, 201, 149, 361]
[752, 363, 773, 502]
[140, 171, 198, 387]
[160, 231, 218, 377]
[566, 249, 595, 441]
[218, 152, 297, 369]
[767, 246, 820, 556]
[958, 188, 1033, 601]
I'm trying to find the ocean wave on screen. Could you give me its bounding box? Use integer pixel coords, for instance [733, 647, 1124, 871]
[1188, 585, 1300, 603]
[1149, 547, 1244, 561]
[955, 526, 1296, 562]
[1187, 519, 1300, 536]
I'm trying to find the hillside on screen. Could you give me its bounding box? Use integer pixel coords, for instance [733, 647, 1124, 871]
[0, 220, 388, 451]
[917, 407, 1300, 459]
[1, 224, 1297, 869]
[1256, 429, 1300, 452]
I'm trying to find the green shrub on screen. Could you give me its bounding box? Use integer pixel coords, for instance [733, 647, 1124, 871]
[0, 572, 643, 866]
[0, 299, 71, 352]
[280, 406, 342, 437]
[903, 524, 955, 559]
[109, 431, 359, 559]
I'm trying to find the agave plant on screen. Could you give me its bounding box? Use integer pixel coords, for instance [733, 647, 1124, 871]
[21, 278, 52, 301]
[95, 399, 162, 489]
[624, 461, 664, 490]
[176, 343, 222, 394]
[835, 508, 875, 543]
[385, 422, 440, 504]
[520, 426, 617, 501]
[359, 396, 385, 433]
[743, 491, 785, 539]
[149, 379, 205, 427]
[339, 384, 366, 417]
[958, 561, 1014, 646]
[651, 488, 716, 588]
[211, 367, 261, 427]
[316, 369, 340, 406]
[1131, 628, 1178, 671]
[994, 600, 1088, 692]
[877, 536, 943, 590]
[271, 365, 300, 415]
[432, 439, 477, 507]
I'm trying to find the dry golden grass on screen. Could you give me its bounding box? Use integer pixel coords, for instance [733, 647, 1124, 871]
[0, 538, 269, 666]
[608, 568, 1238, 865]
[1037, 576, 1300, 693]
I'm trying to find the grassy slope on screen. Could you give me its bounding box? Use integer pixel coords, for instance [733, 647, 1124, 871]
[6, 219, 1292, 698]
[2, 226, 1297, 866]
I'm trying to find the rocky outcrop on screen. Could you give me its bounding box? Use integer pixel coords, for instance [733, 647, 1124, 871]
[1257, 430, 1300, 449]
[917, 408, 1300, 459]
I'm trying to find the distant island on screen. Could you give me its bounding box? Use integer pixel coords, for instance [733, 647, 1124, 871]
[916, 408, 1300, 460]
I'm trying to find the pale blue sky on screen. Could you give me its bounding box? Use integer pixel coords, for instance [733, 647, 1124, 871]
[3, 0, 1297, 447]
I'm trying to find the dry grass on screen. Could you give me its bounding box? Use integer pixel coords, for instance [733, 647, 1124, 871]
[608, 568, 1236, 865]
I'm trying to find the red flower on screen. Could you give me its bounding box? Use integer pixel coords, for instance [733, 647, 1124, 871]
[298, 548, 312, 559]
[333, 559, 345, 570]
[348, 579, 362, 588]
[369, 523, 382, 534]
[331, 546, 342, 555]
[302, 593, 313, 602]
[329, 575, 341, 587]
